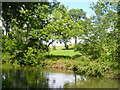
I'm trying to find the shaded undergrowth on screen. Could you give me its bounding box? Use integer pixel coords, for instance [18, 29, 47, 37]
[45, 54, 82, 60]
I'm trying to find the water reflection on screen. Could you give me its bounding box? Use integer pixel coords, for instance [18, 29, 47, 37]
[45, 73, 86, 88]
[2, 65, 119, 88]
[2, 68, 48, 88]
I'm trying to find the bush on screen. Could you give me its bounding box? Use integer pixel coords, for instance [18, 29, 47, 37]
[73, 61, 110, 76]
[74, 43, 100, 60]
[2, 52, 14, 63]
[18, 47, 46, 66]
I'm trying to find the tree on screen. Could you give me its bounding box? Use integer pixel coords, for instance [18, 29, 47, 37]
[75, 2, 118, 61]
[116, 1, 120, 63]
[1, 2, 61, 65]
[43, 5, 84, 49]
[68, 9, 87, 44]
[44, 16, 73, 49]
[52, 5, 71, 49]
[2, 2, 38, 36]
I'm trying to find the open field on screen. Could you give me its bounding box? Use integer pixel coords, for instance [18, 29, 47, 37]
[49, 45, 82, 57]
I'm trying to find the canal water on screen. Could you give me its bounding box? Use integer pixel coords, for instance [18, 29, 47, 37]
[2, 64, 119, 88]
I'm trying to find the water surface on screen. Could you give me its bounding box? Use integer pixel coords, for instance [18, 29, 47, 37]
[2, 64, 119, 88]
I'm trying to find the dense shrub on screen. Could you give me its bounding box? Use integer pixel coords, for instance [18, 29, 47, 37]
[2, 52, 15, 63]
[18, 47, 46, 66]
[73, 61, 110, 76]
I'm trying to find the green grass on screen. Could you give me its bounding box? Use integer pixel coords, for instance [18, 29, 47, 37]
[49, 45, 81, 57]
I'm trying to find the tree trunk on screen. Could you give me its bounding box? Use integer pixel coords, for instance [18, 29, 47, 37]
[64, 42, 69, 49]
[48, 39, 55, 47]
[75, 36, 77, 44]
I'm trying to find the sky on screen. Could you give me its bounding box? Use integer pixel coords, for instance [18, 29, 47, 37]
[60, 2, 95, 17]
[58, 0, 98, 18]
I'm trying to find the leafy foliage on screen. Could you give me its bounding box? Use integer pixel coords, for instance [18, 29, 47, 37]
[75, 2, 118, 62]
[2, 2, 61, 65]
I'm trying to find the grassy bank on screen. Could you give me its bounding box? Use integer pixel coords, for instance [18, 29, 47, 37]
[41, 57, 119, 78]
[42, 45, 120, 78]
